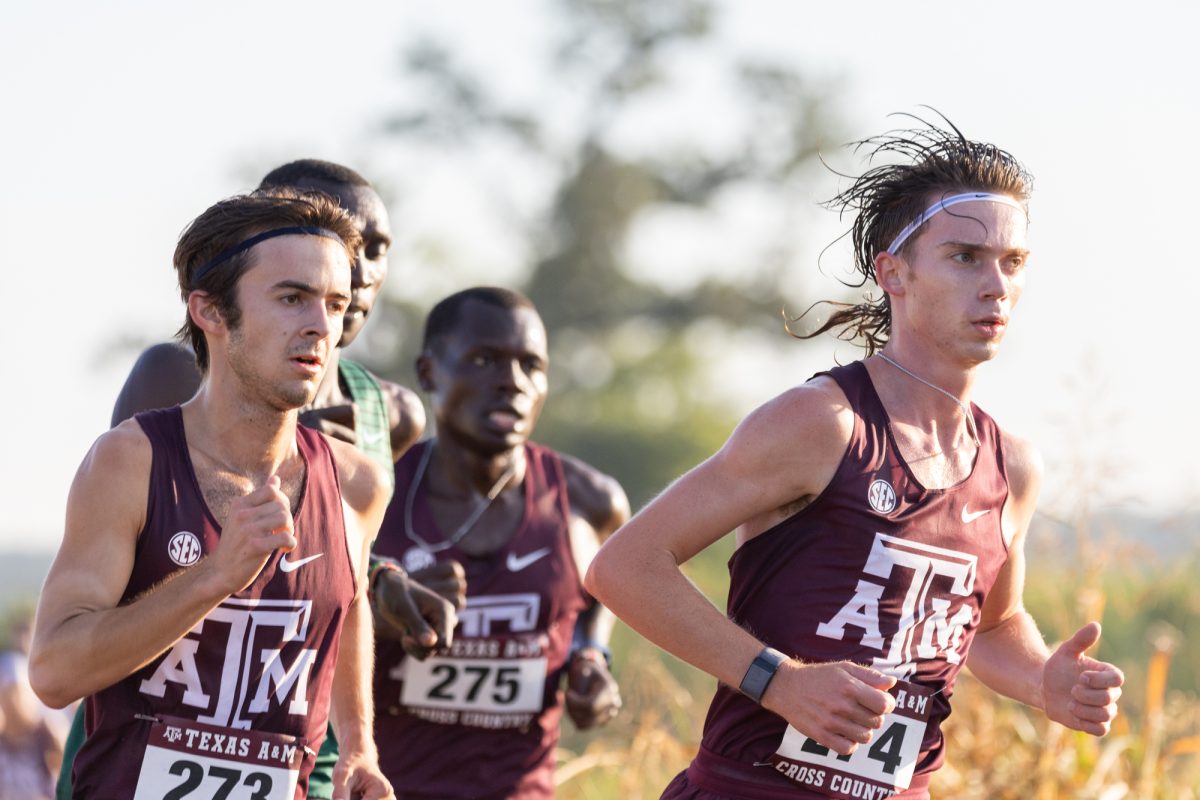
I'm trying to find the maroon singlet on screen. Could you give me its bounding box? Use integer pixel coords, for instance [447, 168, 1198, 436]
[663, 361, 1011, 800]
[373, 441, 589, 799]
[73, 407, 356, 800]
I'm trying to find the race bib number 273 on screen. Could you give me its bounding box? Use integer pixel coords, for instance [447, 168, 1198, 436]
[769, 680, 934, 799]
[133, 716, 303, 800]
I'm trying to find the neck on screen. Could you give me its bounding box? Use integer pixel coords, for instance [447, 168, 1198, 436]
[869, 344, 980, 448]
[428, 437, 524, 498]
[183, 372, 300, 481]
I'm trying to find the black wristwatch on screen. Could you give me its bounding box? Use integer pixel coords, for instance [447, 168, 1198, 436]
[739, 647, 788, 704]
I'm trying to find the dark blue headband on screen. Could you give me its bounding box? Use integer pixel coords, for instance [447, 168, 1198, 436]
[189, 225, 346, 288]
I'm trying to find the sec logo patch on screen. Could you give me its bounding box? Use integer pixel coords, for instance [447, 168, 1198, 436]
[868, 479, 897, 514]
[167, 531, 202, 567]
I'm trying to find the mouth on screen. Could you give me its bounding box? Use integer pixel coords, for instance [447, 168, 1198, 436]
[971, 314, 1008, 338]
[290, 353, 324, 376]
[486, 406, 528, 433]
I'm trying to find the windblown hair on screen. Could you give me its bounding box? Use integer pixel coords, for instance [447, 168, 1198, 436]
[422, 286, 538, 354]
[173, 188, 363, 372]
[792, 114, 1033, 354]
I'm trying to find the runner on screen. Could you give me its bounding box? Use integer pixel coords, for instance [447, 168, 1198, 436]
[30, 189, 393, 798]
[586, 119, 1125, 799]
[372, 287, 628, 798]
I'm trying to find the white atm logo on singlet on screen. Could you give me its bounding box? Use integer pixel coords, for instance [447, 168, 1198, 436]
[458, 593, 541, 636]
[816, 533, 976, 678]
[139, 598, 318, 728]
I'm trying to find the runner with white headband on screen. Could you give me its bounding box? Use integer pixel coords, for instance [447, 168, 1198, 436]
[587, 115, 1124, 800]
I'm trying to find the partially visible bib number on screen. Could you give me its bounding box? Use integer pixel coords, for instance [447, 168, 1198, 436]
[769, 680, 933, 798]
[133, 715, 303, 800]
[401, 656, 548, 714]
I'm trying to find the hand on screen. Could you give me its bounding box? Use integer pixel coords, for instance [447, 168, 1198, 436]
[409, 560, 468, 610]
[565, 650, 621, 730]
[204, 476, 295, 595]
[373, 568, 458, 659]
[1042, 621, 1124, 736]
[300, 403, 357, 446]
[763, 660, 896, 757]
[331, 748, 393, 800]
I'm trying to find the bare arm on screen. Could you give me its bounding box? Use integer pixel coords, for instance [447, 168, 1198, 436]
[29, 423, 295, 708]
[561, 455, 630, 729]
[110, 342, 202, 426]
[967, 435, 1123, 735]
[586, 380, 897, 755]
[327, 441, 393, 798]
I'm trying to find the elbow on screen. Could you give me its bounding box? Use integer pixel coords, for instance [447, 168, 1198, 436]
[583, 549, 615, 607]
[28, 661, 77, 710]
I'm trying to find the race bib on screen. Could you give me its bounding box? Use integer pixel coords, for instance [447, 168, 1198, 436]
[769, 680, 933, 798]
[401, 655, 548, 714]
[133, 716, 303, 800]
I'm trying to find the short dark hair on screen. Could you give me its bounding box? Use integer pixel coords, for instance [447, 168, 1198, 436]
[422, 287, 538, 353]
[258, 159, 371, 191]
[794, 113, 1034, 354]
[174, 188, 363, 372]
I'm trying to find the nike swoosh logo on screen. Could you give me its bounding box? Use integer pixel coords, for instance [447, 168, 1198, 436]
[279, 552, 324, 573]
[361, 430, 386, 445]
[961, 507, 991, 523]
[507, 547, 552, 572]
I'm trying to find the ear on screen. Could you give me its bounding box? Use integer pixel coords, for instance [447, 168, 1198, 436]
[415, 353, 436, 393]
[874, 251, 907, 298]
[187, 291, 227, 335]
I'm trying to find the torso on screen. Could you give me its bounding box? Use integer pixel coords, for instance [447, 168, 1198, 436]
[72, 407, 356, 800]
[678, 361, 1012, 800]
[372, 440, 589, 800]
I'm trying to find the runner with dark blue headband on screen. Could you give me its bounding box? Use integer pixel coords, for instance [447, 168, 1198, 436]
[189, 225, 346, 288]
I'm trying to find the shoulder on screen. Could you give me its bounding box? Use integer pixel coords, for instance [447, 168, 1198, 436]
[721, 375, 854, 474]
[381, 379, 426, 454]
[998, 428, 1044, 506]
[325, 434, 391, 515]
[111, 341, 201, 426]
[70, 420, 153, 516]
[556, 451, 630, 539]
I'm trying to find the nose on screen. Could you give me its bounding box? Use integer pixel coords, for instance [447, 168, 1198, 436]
[979, 258, 1010, 300]
[304, 301, 339, 342]
[351, 248, 384, 291]
[497, 357, 531, 393]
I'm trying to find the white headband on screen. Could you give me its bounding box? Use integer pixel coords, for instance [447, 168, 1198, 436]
[886, 192, 1026, 255]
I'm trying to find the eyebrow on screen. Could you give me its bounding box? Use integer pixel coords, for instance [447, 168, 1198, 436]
[273, 279, 352, 301]
[939, 240, 1031, 257]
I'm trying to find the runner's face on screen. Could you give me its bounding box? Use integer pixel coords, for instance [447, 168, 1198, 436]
[305, 181, 392, 348]
[891, 199, 1029, 366]
[425, 301, 549, 455]
[225, 235, 352, 409]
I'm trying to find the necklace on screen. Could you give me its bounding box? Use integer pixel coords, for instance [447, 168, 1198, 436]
[403, 442, 518, 553]
[876, 352, 980, 447]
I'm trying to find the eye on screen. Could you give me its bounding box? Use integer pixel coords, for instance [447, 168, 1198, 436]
[523, 358, 545, 374]
[281, 294, 301, 306]
[364, 241, 389, 261]
[328, 300, 348, 315]
[471, 353, 494, 368]
[952, 251, 976, 265]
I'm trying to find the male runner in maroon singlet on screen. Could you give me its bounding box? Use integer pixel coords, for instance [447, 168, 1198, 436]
[29, 189, 394, 799]
[586, 119, 1125, 800]
[371, 287, 629, 799]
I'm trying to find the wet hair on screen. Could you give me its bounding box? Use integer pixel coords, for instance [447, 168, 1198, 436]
[792, 113, 1034, 354]
[422, 287, 538, 353]
[258, 159, 371, 191]
[174, 188, 363, 372]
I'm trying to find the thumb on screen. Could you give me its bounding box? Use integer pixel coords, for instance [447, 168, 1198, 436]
[844, 663, 896, 690]
[1061, 621, 1102, 657]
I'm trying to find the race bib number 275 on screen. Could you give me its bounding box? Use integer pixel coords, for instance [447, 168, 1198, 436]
[770, 680, 934, 799]
[133, 716, 303, 800]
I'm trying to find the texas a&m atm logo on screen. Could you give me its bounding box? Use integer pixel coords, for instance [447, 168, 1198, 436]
[139, 598, 317, 728]
[816, 533, 977, 678]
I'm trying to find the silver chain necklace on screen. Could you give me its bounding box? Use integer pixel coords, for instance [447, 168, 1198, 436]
[403, 442, 518, 553]
[876, 352, 980, 447]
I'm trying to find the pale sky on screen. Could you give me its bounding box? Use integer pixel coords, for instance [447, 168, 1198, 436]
[3, 0, 1198, 552]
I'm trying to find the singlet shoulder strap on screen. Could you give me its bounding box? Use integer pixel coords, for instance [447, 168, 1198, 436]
[339, 358, 394, 492]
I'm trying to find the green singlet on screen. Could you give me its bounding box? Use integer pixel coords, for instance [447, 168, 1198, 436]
[57, 358, 395, 800]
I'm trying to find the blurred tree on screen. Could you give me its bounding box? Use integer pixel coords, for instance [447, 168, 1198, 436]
[368, 0, 847, 506]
